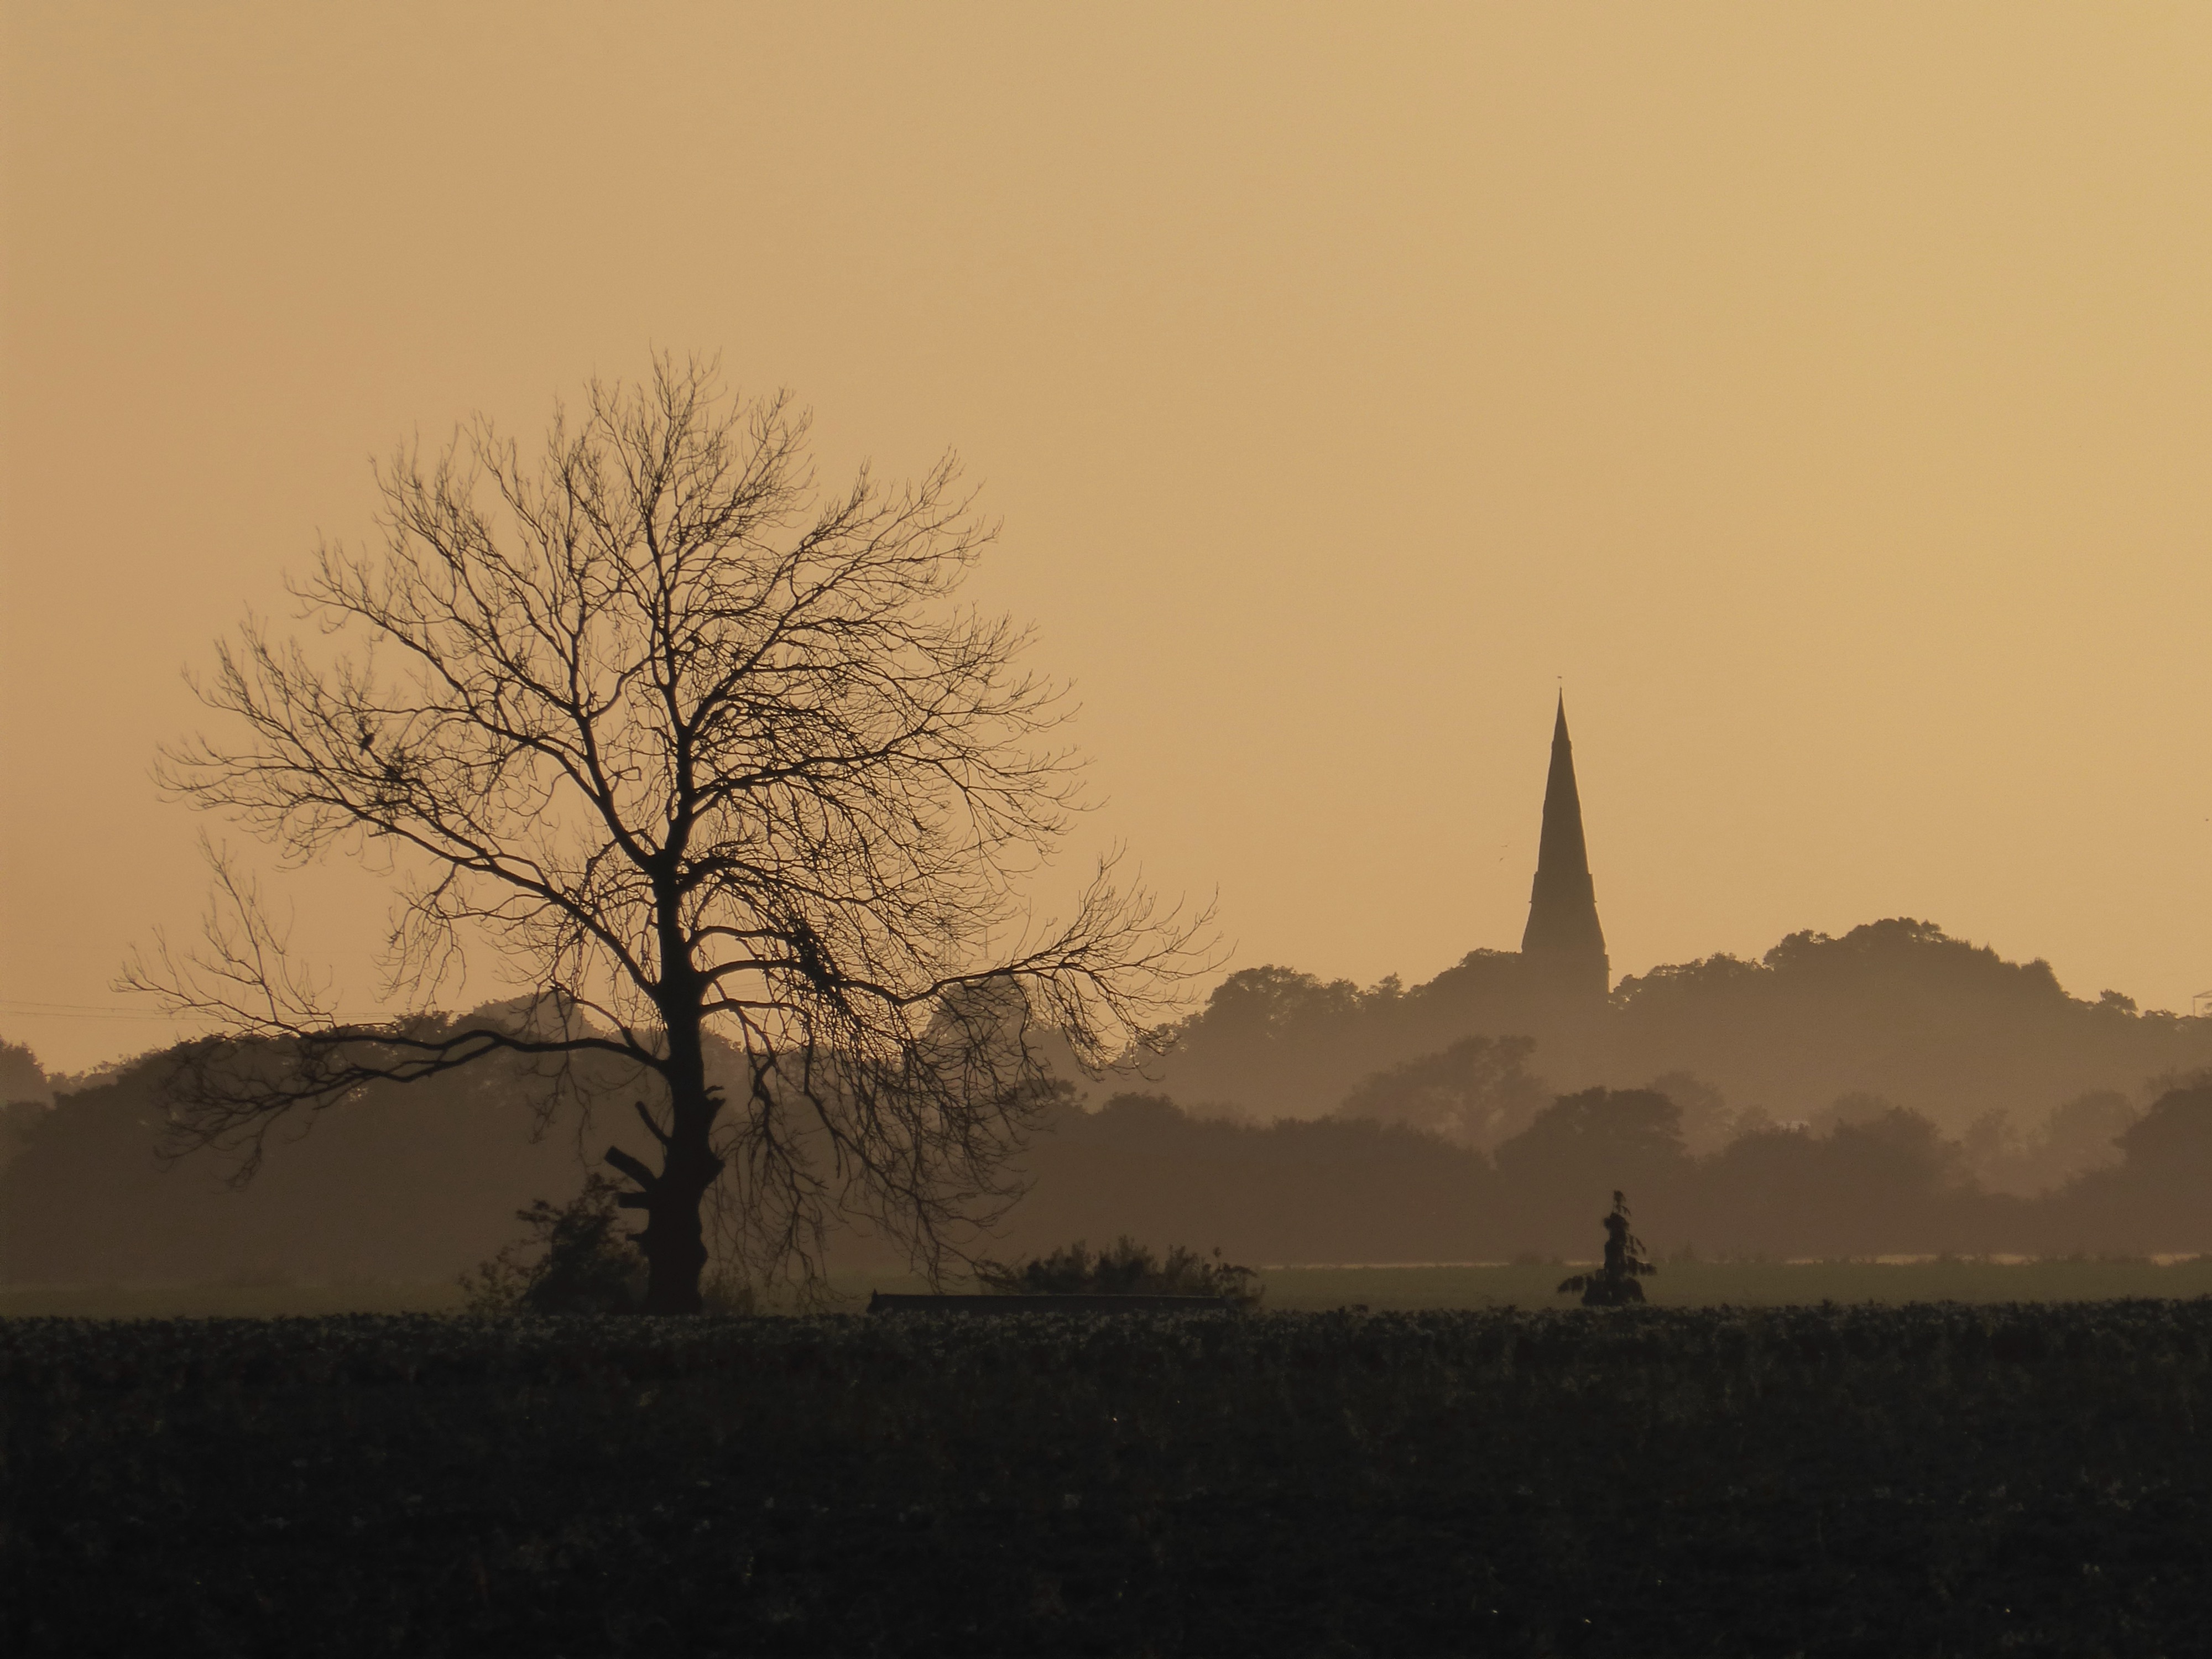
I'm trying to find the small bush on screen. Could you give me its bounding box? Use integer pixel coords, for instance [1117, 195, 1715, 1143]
[462, 1175, 648, 1314]
[699, 1267, 758, 1317]
[977, 1235, 1261, 1305]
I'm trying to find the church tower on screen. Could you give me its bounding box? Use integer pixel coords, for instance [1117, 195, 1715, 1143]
[1520, 695, 1610, 1001]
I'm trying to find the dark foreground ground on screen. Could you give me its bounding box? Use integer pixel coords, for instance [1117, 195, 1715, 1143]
[6, 1303, 2210, 1657]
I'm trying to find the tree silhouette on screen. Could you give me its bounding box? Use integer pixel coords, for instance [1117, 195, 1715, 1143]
[1557, 1190, 1656, 1306]
[126, 357, 1208, 1311]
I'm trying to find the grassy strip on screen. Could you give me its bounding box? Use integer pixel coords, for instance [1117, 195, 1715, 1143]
[8, 1255, 2210, 1319]
[1257, 1255, 2212, 1310]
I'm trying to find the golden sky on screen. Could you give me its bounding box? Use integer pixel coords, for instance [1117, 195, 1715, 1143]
[3, 3, 2208, 1072]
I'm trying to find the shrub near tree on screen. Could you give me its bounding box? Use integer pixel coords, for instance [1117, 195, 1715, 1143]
[976, 1236, 1261, 1306]
[463, 1173, 759, 1315]
[462, 1176, 648, 1315]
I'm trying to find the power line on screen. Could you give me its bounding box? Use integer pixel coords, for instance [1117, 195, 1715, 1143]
[0, 1002, 183, 1022]
[0, 999, 394, 1022]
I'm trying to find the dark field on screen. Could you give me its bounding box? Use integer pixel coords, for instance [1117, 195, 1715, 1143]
[6, 1305, 2211, 1657]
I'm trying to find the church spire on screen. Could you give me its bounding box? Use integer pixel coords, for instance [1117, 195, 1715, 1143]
[1520, 694, 1609, 998]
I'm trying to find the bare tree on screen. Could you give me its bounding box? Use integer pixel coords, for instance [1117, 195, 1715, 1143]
[127, 357, 1207, 1312]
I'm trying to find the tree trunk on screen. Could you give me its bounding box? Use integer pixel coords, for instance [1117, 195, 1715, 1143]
[638, 1122, 718, 1313]
[632, 983, 723, 1314]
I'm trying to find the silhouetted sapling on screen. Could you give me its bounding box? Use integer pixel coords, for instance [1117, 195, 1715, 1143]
[1557, 1190, 1657, 1306]
[976, 1236, 1262, 1305]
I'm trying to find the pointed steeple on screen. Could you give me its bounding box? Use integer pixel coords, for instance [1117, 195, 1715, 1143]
[1520, 695, 1609, 999]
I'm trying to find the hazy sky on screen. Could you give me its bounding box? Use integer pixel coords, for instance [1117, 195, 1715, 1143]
[4, 3, 2208, 1073]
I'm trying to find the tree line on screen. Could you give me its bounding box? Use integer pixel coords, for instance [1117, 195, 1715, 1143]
[1142, 920, 2212, 1144]
[998, 1077, 2212, 1265]
[3, 1029, 2205, 1284]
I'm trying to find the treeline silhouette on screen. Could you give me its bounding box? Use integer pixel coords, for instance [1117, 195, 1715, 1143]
[4, 1049, 2209, 1284]
[1144, 919, 2211, 1153]
[2, 917, 2208, 1282]
[0, 1035, 670, 1285]
[994, 1079, 2212, 1263]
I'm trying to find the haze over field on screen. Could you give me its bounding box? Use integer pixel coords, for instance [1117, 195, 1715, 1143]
[3, 4, 2208, 1073]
